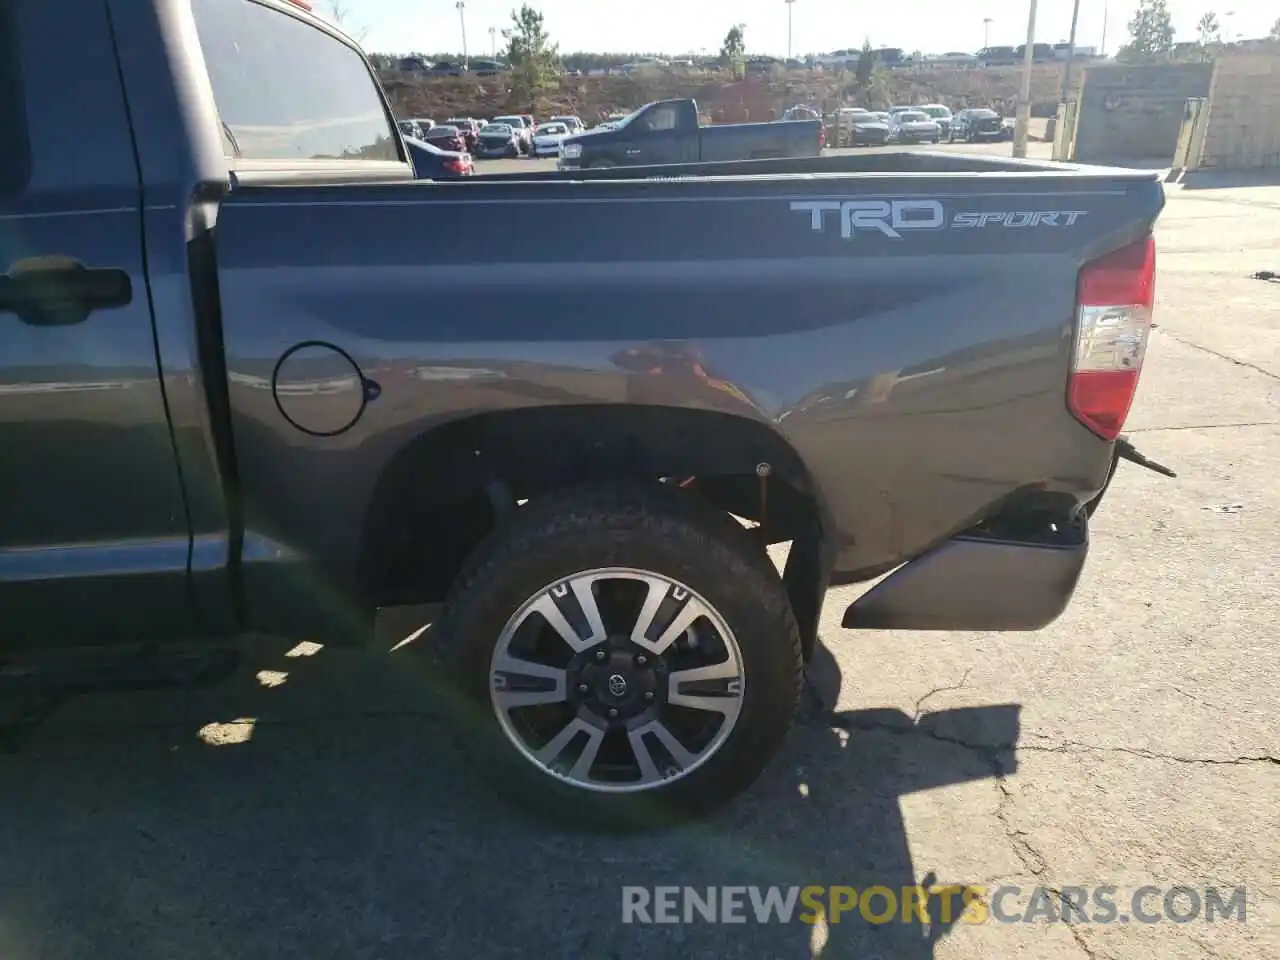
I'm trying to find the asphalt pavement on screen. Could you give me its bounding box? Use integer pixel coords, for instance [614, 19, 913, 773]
[0, 165, 1276, 960]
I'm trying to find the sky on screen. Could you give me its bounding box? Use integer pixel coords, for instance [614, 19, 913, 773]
[326, 0, 1276, 59]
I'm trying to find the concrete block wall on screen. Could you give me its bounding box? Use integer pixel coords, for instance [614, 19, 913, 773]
[1073, 63, 1214, 163]
[1199, 53, 1280, 169]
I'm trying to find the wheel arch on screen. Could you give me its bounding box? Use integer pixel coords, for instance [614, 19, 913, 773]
[357, 404, 829, 614]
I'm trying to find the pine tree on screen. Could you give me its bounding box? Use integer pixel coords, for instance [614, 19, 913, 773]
[1118, 0, 1176, 62]
[855, 39, 875, 87]
[504, 5, 559, 100]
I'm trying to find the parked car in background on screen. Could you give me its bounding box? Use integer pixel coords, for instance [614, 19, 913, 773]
[930, 52, 979, 66]
[889, 110, 942, 144]
[407, 117, 435, 133]
[864, 111, 898, 142]
[782, 104, 821, 122]
[620, 57, 666, 73]
[475, 122, 523, 158]
[1054, 42, 1098, 59]
[492, 114, 533, 151]
[532, 121, 572, 158]
[444, 117, 481, 151]
[429, 60, 466, 76]
[917, 104, 953, 139]
[826, 106, 867, 146]
[403, 136, 473, 178]
[549, 115, 586, 134]
[849, 111, 891, 146]
[468, 59, 506, 75]
[423, 124, 466, 152]
[1015, 42, 1057, 62]
[397, 119, 425, 141]
[978, 45, 1019, 65]
[950, 108, 1009, 142]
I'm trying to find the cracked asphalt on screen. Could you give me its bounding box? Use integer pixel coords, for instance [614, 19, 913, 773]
[1, 175, 1277, 960]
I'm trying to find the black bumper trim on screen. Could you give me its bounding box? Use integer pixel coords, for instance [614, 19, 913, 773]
[841, 524, 1089, 631]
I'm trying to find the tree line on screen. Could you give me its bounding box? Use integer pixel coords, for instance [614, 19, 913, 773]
[1119, 0, 1280, 63]
[348, 1, 1280, 77]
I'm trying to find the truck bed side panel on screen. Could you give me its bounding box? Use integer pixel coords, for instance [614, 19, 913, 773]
[211, 173, 1163, 597]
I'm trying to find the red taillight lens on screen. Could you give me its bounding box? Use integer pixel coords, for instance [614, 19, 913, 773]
[1068, 236, 1156, 441]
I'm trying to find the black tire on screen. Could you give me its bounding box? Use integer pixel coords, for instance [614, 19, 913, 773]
[427, 482, 803, 829]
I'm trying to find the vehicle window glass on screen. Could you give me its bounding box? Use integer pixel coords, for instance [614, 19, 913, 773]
[642, 106, 677, 132]
[0, 0, 30, 193]
[191, 0, 398, 162]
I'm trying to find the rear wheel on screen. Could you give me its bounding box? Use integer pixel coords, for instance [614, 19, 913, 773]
[428, 483, 803, 828]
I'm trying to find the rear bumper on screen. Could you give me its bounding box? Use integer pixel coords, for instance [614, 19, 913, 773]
[842, 516, 1089, 631]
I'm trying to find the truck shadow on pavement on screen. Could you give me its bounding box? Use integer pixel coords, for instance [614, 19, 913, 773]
[0, 635, 1020, 960]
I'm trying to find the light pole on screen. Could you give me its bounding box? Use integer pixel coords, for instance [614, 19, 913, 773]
[785, 0, 796, 61]
[1100, 0, 1109, 56]
[983, 17, 993, 49]
[489, 25, 497, 58]
[1060, 0, 1081, 99]
[456, 0, 468, 70]
[1013, 0, 1038, 158]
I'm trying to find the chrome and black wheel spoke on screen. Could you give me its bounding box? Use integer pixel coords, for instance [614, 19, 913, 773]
[489, 568, 745, 792]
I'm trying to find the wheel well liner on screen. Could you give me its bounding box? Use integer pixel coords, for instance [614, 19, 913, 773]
[358, 405, 823, 607]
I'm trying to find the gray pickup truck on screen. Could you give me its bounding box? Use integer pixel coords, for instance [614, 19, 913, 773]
[1, 0, 1170, 825]
[558, 97, 824, 169]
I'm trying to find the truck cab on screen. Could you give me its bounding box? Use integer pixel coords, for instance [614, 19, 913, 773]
[561, 99, 700, 167]
[559, 98, 822, 169]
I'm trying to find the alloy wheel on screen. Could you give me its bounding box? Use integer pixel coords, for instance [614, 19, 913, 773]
[488, 567, 745, 793]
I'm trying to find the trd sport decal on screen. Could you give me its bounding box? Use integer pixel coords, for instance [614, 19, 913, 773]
[791, 199, 1088, 239]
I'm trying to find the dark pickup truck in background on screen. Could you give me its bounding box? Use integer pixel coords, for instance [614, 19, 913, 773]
[1, 0, 1169, 826]
[557, 97, 824, 169]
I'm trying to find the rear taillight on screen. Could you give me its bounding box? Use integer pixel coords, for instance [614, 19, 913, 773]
[1068, 236, 1156, 441]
